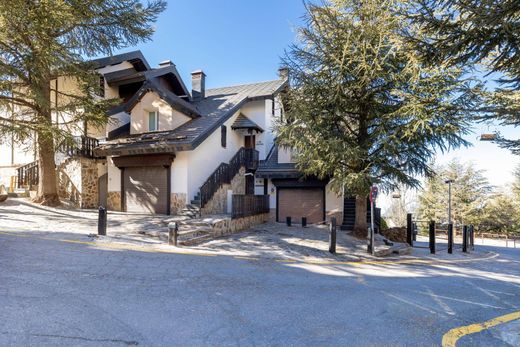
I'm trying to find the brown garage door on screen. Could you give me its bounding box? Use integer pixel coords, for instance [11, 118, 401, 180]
[124, 166, 168, 214]
[278, 188, 324, 224]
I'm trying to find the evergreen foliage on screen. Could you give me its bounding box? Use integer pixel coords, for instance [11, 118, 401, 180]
[278, 0, 477, 232]
[0, 0, 166, 204]
[406, 0, 520, 154]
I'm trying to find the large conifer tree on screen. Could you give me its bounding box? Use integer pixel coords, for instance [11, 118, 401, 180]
[407, 0, 520, 154]
[278, 0, 477, 234]
[0, 0, 166, 205]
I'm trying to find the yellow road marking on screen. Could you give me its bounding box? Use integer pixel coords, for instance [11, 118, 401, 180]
[234, 256, 259, 261]
[442, 310, 520, 347]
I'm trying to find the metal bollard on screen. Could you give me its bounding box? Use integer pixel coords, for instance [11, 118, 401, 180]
[98, 206, 107, 236]
[412, 222, 417, 241]
[469, 225, 475, 251]
[329, 217, 337, 254]
[462, 225, 468, 253]
[168, 222, 178, 246]
[286, 216, 291, 227]
[302, 217, 307, 228]
[448, 223, 453, 254]
[429, 220, 435, 254]
[406, 213, 413, 246]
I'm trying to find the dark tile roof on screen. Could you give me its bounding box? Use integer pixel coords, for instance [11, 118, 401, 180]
[91, 50, 150, 71]
[256, 144, 301, 179]
[231, 114, 264, 132]
[96, 79, 288, 156]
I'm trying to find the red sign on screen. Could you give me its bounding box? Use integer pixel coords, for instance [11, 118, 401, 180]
[370, 186, 378, 203]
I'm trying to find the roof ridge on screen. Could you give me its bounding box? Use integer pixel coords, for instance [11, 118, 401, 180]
[207, 78, 285, 91]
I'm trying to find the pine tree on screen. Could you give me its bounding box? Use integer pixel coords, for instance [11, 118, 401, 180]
[418, 160, 492, 228]
[0, 0, 166, 205]
[407, 0, 520, 154]
[278, 0, 477, 235]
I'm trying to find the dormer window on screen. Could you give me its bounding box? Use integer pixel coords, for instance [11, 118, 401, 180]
[148, 111, 158, 132]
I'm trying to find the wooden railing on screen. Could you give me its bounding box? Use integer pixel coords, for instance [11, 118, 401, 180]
[231, 194, 269, 219]
[199, 147, 259, 208]
[17, 161, 39, 189]
[57, 135, 100, 158]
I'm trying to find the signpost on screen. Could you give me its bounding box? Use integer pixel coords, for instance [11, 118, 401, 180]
[369, 185, 378, 255]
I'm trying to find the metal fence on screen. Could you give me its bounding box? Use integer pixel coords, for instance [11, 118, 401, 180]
[231, 194, 269, 219]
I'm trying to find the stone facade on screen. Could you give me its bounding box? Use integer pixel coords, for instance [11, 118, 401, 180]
[210, 213, 269, 238]
[57, 157, 101, 208]
[107, 191, 122, 211]
[201, 183, 229, 215]
[170, 193, 187, 214]
[200, 166, 247, 215]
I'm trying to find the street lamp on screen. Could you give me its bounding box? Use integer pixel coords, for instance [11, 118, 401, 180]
[445, 179, 454, 225]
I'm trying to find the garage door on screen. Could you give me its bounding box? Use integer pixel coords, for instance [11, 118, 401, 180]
[124, 166, 168, 214]
[278, 188, 324, 224]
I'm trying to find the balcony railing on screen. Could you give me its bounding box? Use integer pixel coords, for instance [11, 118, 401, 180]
[57, 135, 100, 159]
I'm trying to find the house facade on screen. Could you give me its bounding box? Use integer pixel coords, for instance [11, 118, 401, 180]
[1, 50, 345, 225]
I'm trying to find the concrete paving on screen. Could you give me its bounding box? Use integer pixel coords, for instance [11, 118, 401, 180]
[0, 227, 519, 346]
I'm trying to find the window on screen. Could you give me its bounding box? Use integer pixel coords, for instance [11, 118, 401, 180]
[148, 111, 158, 132]
[221, 125, 227, 148]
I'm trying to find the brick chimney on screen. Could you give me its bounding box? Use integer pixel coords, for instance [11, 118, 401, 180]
[191, 70, 206, 100]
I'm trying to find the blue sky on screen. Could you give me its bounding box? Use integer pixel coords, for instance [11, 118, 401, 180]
[114, 0, 519, 188]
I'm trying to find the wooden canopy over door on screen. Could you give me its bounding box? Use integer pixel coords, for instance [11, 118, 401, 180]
[278, 188, 324, 224]
[123, 166, 168, 214]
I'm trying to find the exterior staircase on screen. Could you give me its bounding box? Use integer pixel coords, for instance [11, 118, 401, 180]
[341, 196, 381, 232]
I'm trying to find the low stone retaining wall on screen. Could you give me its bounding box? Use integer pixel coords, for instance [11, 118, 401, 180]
[210, 213, 269, 238]
[380, 227, 407, 243]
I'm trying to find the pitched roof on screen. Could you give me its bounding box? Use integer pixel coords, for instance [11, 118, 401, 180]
[255, 144, 300, 179]
[96, 79, 287, 156]
[91, 50, 150, 71]
[107, 79, 200, 118]
[231, 114, 264, 132]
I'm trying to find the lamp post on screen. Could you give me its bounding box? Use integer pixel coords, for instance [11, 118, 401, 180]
[445, 179, 454, 225]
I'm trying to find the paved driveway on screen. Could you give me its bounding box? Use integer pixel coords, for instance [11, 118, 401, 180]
[0, 227, 519, 346]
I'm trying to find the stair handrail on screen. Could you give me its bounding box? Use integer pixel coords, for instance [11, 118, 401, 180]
[16, 161, 39, 189]
[199, 147, 259, 208]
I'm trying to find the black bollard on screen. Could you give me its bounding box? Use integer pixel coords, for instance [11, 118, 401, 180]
[286, 216, 291, 227]
[469, 225, 475, 251]
[329, 217, 336, 254]
[168, 222, 178, 246]
[302, 217, 307, 228]
[406, 213, 413, 246]
[462, 225, 468, 253]
[98, 206, 107, 236]
[412, 222, 417, 241]
[448, 223, 453, 254]
[429, 220, 435, 254]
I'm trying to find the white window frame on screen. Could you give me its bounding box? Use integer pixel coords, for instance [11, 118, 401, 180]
[148, 110, 158, 132]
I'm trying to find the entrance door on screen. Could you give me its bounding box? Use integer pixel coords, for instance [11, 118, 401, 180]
[244, 135, 255, 149]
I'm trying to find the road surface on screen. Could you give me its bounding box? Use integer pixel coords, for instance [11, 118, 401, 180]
[0, 230, 518, 346]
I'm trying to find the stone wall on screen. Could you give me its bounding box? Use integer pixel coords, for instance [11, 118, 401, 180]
[170, 193, 187, 214]
[80, 159, 99, 209]
[107, 191, 122, 211]
[210, 213, 269, 238]
[200, 166, 247, 215]
[57, 157, 101, 209]
[201, 183, 229, 215]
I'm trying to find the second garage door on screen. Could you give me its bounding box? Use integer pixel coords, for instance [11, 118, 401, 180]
[124, 166, 168, 214]
[278, 188, 324, 224]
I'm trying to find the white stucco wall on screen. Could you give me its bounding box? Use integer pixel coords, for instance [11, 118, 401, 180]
[130, 92, 191, 134]
[185, 111, 243, 200]
[325, 182, 343, 214]
[96, 61, 134, 99]
[171, 151, 188, 196]
[107, 157, 121, 192]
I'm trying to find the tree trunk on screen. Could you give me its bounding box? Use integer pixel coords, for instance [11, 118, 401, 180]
[34, 78, 60, 206]
[353, 194, 367, 237]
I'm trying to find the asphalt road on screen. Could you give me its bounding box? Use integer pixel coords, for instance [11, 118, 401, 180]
[0, 230, 519, 346]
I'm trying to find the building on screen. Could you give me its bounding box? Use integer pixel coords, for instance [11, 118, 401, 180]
[2, 50, 347, 225]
